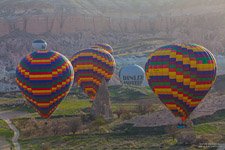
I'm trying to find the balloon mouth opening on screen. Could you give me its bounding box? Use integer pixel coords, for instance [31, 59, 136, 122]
[38, 113, 51, 119]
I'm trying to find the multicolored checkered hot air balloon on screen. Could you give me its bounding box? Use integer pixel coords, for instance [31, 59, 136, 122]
[145, 44, 217, 122]
[91, 43, 113, 54]
[70, 48, 115, 101]
[16, 40, 74, 118]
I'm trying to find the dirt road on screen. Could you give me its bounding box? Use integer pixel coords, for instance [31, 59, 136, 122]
[0, 110, 30, 150]
[4, 119, 20, 150]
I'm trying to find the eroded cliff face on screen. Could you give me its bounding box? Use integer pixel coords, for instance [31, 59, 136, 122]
[0, 0, 225, 92]
[1, 0, 225, 36]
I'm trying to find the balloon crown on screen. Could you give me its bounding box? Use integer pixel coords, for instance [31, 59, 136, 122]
[32, 39, 47, 50]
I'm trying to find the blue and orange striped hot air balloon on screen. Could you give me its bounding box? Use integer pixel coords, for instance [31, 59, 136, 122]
[70, 48, 115, 101]
[91, 43, 113, 54]
[16, 40, 74, 118]
[145, 44, 217, 122]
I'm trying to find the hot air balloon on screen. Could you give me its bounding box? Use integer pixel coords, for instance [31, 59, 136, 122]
[32, 39, 47, 50]
[70, 48, 115, 101]
[16, 40, 74, 118]
[145, 44, 217, 123]
[91, 43, 113, 54]
[119, 64, 145, 86]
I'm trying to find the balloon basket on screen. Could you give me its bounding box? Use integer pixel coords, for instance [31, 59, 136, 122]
[177, 123, 187, 129]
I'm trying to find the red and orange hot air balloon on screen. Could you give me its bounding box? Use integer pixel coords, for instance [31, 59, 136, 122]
[16, 40, 74, 118]
[145, 44, 217, 123]
[70, 48, 115, 101]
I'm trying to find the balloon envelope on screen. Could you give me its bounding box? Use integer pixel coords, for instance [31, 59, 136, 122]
[32, 39, 47, 50]
[145, 44, 217, 121]
[16, 50, 74, 118]
[71, 48, 115, 100]
[92, 43, 113, 54]
[119, 64, 145, 86]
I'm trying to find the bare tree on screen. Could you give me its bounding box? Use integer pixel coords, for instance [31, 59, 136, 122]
[114, 107, 127, 119]
[67, 118, 82, 135]
[51, 120, 61, 135]
[136, 101, 152, 115]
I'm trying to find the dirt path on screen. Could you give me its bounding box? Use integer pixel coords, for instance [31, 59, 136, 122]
[0, 110, 29, 150]
[217, 144, 225, 150]
[4, 119, 21, 150]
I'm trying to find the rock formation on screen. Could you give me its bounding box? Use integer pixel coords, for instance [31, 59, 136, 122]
[91, 79, 113, 120]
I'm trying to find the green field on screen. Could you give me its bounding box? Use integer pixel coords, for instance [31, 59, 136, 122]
[54, 98, 91, 116]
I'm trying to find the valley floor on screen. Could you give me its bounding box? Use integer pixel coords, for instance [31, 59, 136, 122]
[1, 87, 225, 150]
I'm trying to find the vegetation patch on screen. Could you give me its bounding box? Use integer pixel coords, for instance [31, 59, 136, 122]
[193, 109, 225, 125]
[109, 85, 155, 101]
[19, 133, 179, 150]
[0, 119, 14, 140]
[194, 123, 218, 134]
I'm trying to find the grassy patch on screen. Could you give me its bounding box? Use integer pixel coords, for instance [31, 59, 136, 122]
[0, 120, 14, 139]
[194, 123, 218, 134]
[193, 120, 225, 141]
[111, 103, 138, 112]
[53, 97, 91, 116]
[109, 85, 155, 101]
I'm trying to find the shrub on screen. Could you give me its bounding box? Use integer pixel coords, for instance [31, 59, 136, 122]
[89, 116, 107, 132]
[195, 135, 209, 145]
[92, 116, 107, 126]
[121, 111, 133, 120]
[136, 101, 152, 115]
[41, 142, 51, 150]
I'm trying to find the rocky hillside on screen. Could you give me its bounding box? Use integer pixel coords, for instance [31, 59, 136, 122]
[0, 0, 225, 92]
